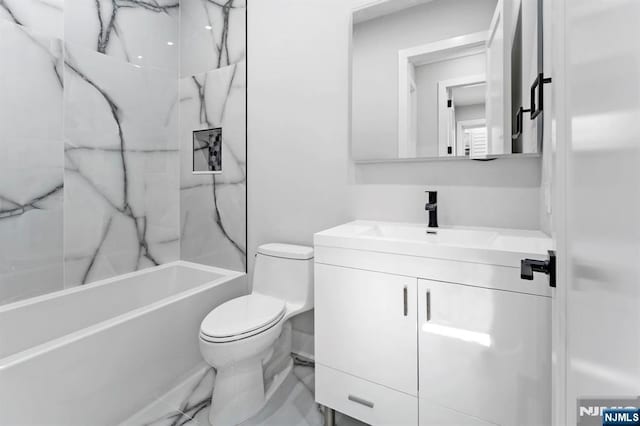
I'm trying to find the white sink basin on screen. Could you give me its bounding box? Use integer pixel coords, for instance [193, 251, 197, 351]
[314, 221, 553, 267]
[360, 223, 499, 248]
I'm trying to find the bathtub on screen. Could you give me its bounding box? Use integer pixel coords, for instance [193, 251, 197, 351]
[0, 261, 247, 425]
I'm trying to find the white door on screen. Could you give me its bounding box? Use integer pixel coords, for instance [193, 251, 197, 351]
[417, 279, 550, 426]
[553, 0, 640, 424]
[314, 264, 418, 395]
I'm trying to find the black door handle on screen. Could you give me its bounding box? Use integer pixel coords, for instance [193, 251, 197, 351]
[530, 73, 552, 119]
[511, 106, 531, 140]
[521, 250, 556, 288]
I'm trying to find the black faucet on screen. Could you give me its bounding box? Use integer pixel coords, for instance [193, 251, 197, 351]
[425, 191, 438, 228]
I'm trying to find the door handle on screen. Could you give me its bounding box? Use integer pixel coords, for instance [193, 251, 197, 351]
[511, 106, 531, 140]
[403, 286, 408, 316]
[426, 290, 431, 321]
[348, 394, 375, 408]
[521, 250, 556, 288]
[530, 73, 552, 119]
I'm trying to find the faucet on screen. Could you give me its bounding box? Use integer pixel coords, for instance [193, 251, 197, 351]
[425, 191, 438, 228]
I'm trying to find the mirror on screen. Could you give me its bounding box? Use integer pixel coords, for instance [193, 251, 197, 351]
[450, 82, 488, 157]
[350, 0, 544, 162]
[397, 34, 488, 158]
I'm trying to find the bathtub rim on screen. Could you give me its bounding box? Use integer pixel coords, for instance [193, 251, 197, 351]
[0, 261, 246, 370]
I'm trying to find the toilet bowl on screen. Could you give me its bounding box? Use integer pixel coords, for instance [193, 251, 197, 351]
[199, 243, 314, 426]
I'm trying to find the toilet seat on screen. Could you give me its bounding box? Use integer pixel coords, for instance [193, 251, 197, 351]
[200, 294, 286, 343]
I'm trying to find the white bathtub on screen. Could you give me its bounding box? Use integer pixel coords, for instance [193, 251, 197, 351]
[0, 261, 247, 425]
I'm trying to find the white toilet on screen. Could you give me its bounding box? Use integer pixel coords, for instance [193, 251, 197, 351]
[199, 243, 314, 426]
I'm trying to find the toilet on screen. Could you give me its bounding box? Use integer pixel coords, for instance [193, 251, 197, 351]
[199, 243, 314, 426]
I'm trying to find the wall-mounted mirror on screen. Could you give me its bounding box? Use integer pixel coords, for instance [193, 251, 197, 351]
[350, 0, 546, 162]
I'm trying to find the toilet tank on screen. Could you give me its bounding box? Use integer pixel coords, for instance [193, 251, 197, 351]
[252, 244, 314, 316]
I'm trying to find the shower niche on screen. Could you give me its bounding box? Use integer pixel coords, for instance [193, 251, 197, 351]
[193, 128, 223, 174]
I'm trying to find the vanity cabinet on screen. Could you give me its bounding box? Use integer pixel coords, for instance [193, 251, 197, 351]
[315, 264, 418, 395]
[315, 264, 419, 425]
[417, 279, 551, 426]
[314, 221, 552, 426]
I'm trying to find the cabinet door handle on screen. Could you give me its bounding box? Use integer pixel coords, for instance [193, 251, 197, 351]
[403, 286, 408, 316]
[511, 106, 531, 140]
[426, 290, 431, 321]
[530, 73, 552, 119]
[348, 394, 375, 408]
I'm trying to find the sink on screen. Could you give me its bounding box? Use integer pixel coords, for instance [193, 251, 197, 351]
[314, 220, 553, 267]
[359, 223, 499, 248]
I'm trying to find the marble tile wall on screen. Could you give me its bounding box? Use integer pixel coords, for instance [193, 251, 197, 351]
[63, 46, 180, 287]
[179, 0, 247, 272]
[0, 18, 64, 304]
[180, 0, 246, 77]
[0, 0, 246, 303]
[65, 0, 179, 73]
[0, 0, 181, 302]
[0, 0, 64, 39]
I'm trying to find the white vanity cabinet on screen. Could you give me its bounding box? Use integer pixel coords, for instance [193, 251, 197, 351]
[315, 264, 418, 395]
[315, 264, 419, 425]
[417, 279, 551, 426]
[314, 221, 553, 426]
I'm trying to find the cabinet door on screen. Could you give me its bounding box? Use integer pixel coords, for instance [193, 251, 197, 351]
[418, 279, 550, 426]
[315, 264, 418, 395]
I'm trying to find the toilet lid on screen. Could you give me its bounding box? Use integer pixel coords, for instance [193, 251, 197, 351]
[200, 294, 286, 338]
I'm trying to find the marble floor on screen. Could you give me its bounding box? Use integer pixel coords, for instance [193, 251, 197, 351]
[120, 357, 366, 426]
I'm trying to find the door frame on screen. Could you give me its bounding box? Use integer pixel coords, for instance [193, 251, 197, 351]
[436, 74, 486, 157]
[456, 118, 487, 156]
[397, 31, 488, 158]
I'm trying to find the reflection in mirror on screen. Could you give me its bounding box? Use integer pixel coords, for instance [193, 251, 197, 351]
[450, 82, 488, 157]
[351, 0, 540, 162]
[397, 32, 489, 159]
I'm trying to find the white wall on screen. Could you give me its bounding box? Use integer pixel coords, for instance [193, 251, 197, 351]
[248, 0, 353, 336]
[352, 157, 541, 229]
[352, 0, 497, 159]
[247, 0, 352, 256]
[456, 104, 486, 122]
[249, 0, 543, 342]
[414, 53, 486, 157]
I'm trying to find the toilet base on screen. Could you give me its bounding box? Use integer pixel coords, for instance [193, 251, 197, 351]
[208, 356, 293, 426]
[209, 354, 263, 426]
[207, 323, 294, 426]
[265, 358, 293, 402]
